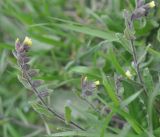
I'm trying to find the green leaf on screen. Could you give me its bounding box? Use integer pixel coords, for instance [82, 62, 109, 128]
[116, 33, 132, 53]
[17, 74, 31, 90]
[16, 108, 28, 125]
[69, 66, 101, 79]
[7, 124, 21, 137]
[65, 106, 72, 125]
[143, 68, 154, 93]
[101, 71, 119, 106]
[0, 50, 8, 75]
[48, 131, 110, 137]
[121, 90, 142, 108]
[157, 28, 160, 42]
[147, 84, 160, 134]
[31, 33, 66, 47]
[148, 48, 160, 58]
[0, 43, 13, 50]
[97, 95, 143, 134]
[100, 111, 115, 137]
[108, 48, 125, 76]
[29, 101, 52, 118]
[51, 22, 118, 41]
[118, 111, 143, 134]
[122, 80, 143, 122]
[138, 44, 151, 65]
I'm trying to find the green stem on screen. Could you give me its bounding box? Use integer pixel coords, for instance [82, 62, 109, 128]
[130, 39, 147, 96]
[21, 64, 85, 131]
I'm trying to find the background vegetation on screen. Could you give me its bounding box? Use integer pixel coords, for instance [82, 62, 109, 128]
[0, 0, 160, 137]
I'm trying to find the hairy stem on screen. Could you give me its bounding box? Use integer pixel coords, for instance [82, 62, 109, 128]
[130, 39, 147, 96]
[23, 69, 85, 131]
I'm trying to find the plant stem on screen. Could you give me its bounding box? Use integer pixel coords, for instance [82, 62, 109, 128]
[0, 114, 44, 130]
[23, 70, 85, 131]
[130, 39, 147, 96]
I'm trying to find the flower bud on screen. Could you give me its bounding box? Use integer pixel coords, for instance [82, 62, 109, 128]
[131, 7, 146, 20]
[131, 1, 156, 21]
[125, 70, 132, 79]
[15, 38, 21, 51]
[15, 38, 20, 44]
[81, 76, 100, 97]
[148, 1, 155, 8]
[94, 81, 100, 86]
[23, 37, 32, 46]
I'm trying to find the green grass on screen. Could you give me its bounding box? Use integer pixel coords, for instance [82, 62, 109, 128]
[0, 0, 160, 137]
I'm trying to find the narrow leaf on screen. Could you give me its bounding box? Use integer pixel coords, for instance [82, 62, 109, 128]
[29, 101, 52, 118]
[143, 68, 154, 93]
[101, 71, 119, 106]
[108, 48, 125, 76]
[121, 90, 142, 108]
[51, 23, 118, 41]
[70, 66, 101, 79]
[49, 131, 101, 137]
[65, 106, 72, 125]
